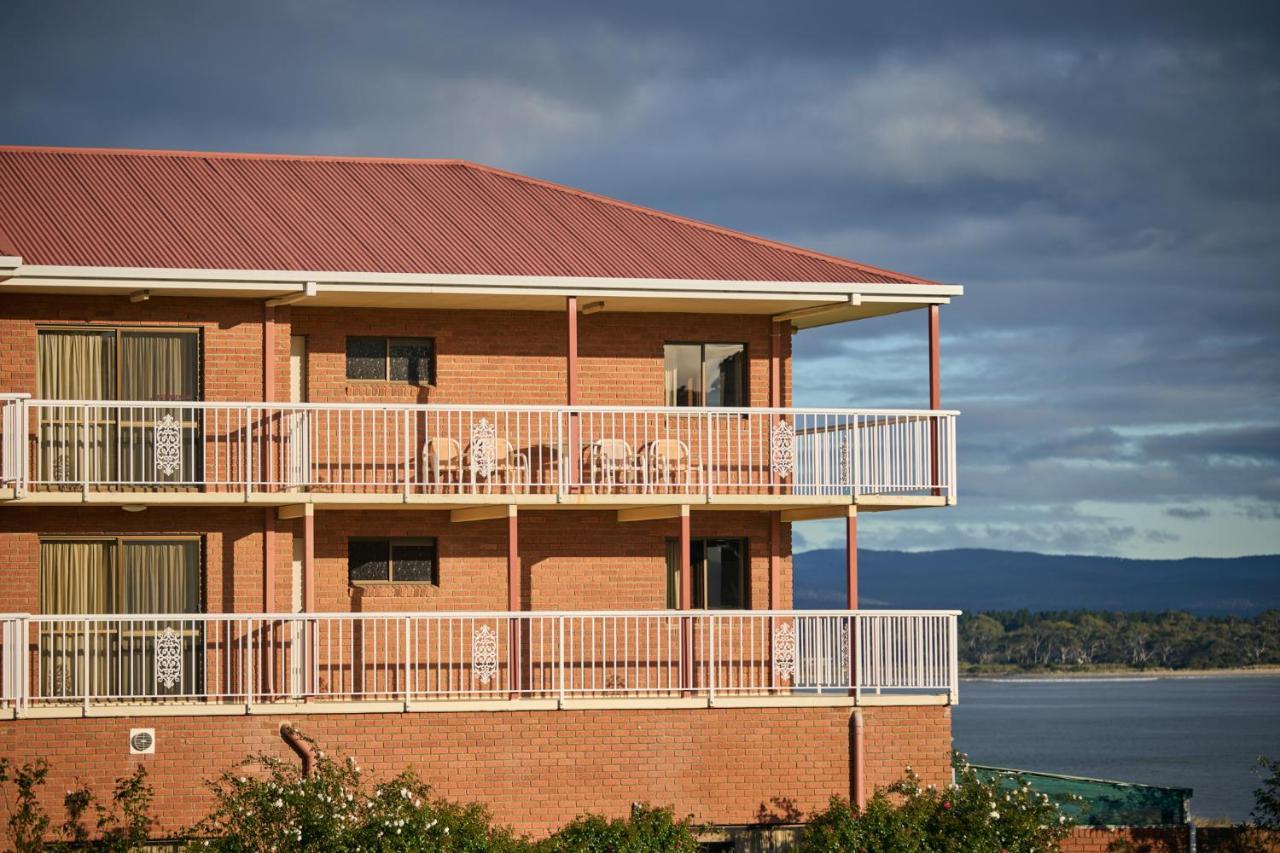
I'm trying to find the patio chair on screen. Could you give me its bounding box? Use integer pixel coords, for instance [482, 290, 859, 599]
[423, 436, 464, 491]
[587, 438, 641, 493]
[644, 438, 703, 493]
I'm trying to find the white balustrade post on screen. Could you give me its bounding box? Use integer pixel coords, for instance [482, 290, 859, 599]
[82, 618, 90, 715]
[402, 409, 411, 501]
[403, 616, 412, 710]
[948, 613, 959, 705]
[557, 615, 566, 707]
[80, 405, 90, 499]
[246, 619, 255, 712]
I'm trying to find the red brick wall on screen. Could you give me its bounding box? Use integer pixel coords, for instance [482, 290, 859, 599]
[0, 294, 270, 402]
[0, 508, 792, 614]
[1063, 826, 1192, 852]
[289, 306, 787, 407]
[0, 704, 946, 838]
[1, 298, 792, 408]
[0, 507, 267, 615]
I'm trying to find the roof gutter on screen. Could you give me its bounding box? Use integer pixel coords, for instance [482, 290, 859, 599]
[0, 256, 21, 283]
[3, 263, 962, 300]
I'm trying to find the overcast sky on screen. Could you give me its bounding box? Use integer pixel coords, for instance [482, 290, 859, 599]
[3, 1, 1277, 558]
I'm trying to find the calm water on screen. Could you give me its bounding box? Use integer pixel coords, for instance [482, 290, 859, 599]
[952, 676, 1280, 822]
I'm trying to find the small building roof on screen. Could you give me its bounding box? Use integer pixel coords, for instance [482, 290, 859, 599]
[0, 146, 934, 285]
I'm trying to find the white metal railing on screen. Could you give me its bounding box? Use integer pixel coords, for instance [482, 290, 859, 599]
[0, 610, 959, 713]
[0, 398, 957, 500]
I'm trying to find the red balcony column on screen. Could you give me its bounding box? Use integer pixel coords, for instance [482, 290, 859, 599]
[929, 305, 941, 496]
[303, 505, 315, 613]
[679, 504, 693, 693]
[566, 296, 580, 492]
[769, 320, 785, 494]
[846, 506, 858, 609]
[507, 505, 522, 695]
[847, 506, 859, 699]
[262, 304, 278, 612]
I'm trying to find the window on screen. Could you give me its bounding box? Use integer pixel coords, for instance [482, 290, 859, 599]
[665, 537, 747, 609]
[39, 537, 202, 698]
[40, 537, 201, 615]
[346, 337, 435, 385]
[348, 538, 438, 584]
[37, 327, 202, 484]
[663, 343, 746, 407]
[38, 327, 200, 401]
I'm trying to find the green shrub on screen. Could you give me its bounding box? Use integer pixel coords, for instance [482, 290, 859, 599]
[186, 734, 525, 852]
[539, 804, 699, 852]
[799, 754, 1079, 852]
[1, 759, 154, 852]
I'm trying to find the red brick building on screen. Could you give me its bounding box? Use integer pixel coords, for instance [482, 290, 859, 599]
[0, 146, 962, 838]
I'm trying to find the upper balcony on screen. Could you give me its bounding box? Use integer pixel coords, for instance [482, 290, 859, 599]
[0, 397, 956, 512]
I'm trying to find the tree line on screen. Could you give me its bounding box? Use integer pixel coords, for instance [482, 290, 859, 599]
[959, 609, 1280, 671]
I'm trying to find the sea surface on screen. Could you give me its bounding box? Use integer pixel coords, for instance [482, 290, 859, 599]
[951, 675, 1280, 822]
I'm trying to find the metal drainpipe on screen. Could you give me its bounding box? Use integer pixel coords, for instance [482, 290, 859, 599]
[280, 723, 314, 778]
[853, 710, 867, 811]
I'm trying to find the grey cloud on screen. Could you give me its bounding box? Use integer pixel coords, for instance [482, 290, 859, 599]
[3, 0, 1278, 557]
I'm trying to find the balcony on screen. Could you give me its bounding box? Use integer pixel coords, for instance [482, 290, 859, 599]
[0, 397, 957, 510]
[0, 609, 959, 717]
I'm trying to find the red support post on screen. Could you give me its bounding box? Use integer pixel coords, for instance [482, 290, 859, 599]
[302, 506, 315, 613]
[929, 305, 941, 496]
[263, 305, 277, 612]
[846, 509, 858, 609]
[566, 296, 580, 492]
[507, 507, 522, 696]
[679, 506, 692, 693]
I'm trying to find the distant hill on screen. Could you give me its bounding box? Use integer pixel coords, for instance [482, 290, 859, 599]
[793, 548, 1280, 616]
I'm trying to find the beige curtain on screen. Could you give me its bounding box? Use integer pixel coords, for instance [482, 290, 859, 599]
[40, 540, 116, 614]
[38, 331, 114, 400]
[665, 539, 681, 609]
[120, 332, 197, 401]
[39, 540, 115, 697]
[38, 332, 116, 485]
[122, 540, 199, 614]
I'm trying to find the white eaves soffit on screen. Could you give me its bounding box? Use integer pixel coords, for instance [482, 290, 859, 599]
[0, 263, 962, 328]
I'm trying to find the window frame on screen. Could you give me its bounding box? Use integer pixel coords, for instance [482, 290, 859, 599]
[36, 325, 203, 401]
[347, 536, 440, 586]
[37, 534, 205, 615]
[345, 336, 437, 386]
[665, 536, 749, 610]
[662, 341, 748, 408]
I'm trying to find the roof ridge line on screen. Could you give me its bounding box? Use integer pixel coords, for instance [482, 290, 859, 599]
[0, 144, 470, 167]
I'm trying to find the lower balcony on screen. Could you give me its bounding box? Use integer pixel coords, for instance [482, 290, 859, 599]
[0, 610, 959, 717]
[0, 398, 957, 509]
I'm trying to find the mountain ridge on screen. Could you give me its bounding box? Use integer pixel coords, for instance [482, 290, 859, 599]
[793, 548, 1280, 616]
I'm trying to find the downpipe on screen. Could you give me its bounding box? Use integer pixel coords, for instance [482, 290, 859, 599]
[853, 709, 866, 811]
[280, 723, 314, 778]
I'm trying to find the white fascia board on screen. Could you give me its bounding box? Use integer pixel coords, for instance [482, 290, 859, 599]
[0, 256, 21, 282]
[5, 263, 963, 304]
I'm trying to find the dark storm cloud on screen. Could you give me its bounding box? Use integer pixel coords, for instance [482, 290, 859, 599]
[3, 0, 1278, 555]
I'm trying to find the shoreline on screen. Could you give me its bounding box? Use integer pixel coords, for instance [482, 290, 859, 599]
[961, 666, 1280, 681]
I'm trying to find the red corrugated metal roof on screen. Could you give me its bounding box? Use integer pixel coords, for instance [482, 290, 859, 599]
[0, 146, 934, 284]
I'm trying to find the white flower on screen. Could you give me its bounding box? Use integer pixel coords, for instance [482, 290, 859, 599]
[273, 798, 283, 808]
[401, 787, 411, 799]
[990, 810, 1000, 819]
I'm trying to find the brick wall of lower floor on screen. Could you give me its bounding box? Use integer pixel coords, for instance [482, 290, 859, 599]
[0, 704, 949, 838]
[0, 506, 793, 615]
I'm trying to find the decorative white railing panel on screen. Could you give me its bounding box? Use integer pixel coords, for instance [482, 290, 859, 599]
[0, 398, 957, 500]
[0, 610, 959, 713]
